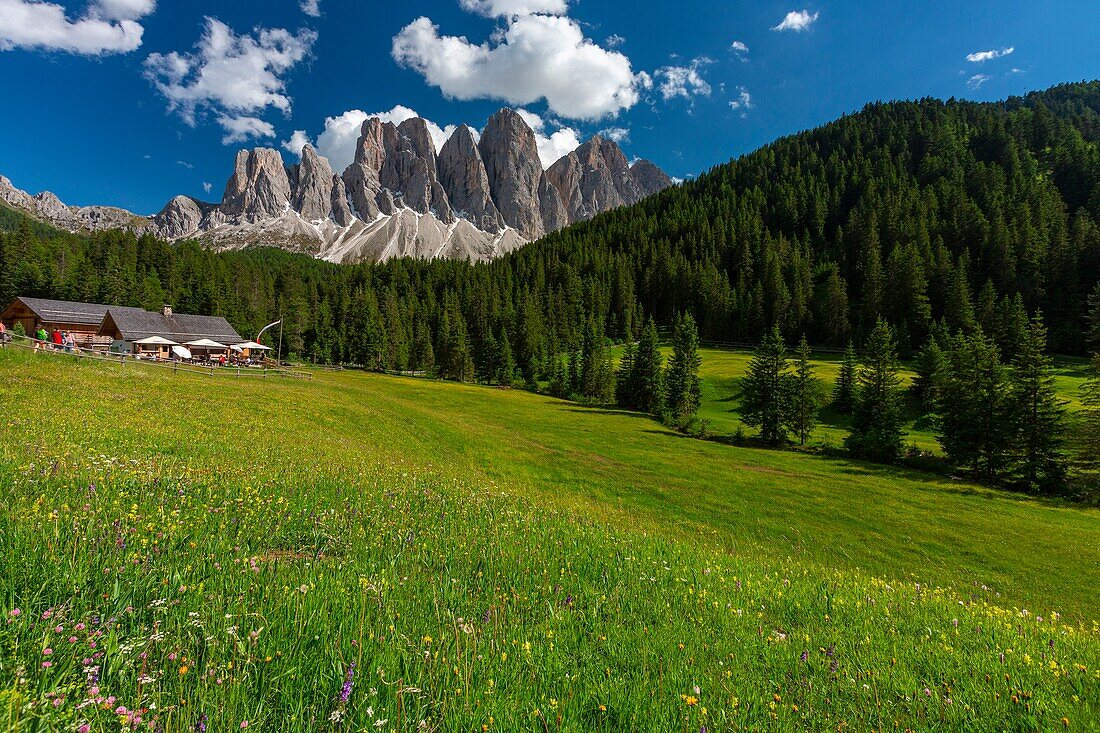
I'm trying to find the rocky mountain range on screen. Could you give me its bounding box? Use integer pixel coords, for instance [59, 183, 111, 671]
[0, 108, 673, 264]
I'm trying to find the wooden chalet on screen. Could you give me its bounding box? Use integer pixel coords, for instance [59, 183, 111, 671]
[0, 297, 112, 348]
[99, 305, 244, 358]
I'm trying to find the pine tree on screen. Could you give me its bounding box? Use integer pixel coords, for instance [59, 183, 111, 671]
[411, 319, 435, 373]
[615, 342, 639, 409]
[789, 335, 820, 445]
[845, 319, 905, 461]
[1077, 354, 1100, 479]
[833, 341, 858, 413]
[912, 336, 946, 409]
[632, 317, 666, 418]
[1008, 313, 1067, 492]
[1087, 282, 1100, 351]
[741, 326, 790, 444]
[579, 319, 613, 403]
[496, 326, 517, 386]
[936, 332, 1012, 481]
[442, 308, 475, 382]
[665, 312, 702, 423]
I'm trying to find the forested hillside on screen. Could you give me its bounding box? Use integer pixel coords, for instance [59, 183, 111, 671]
[2, 82, 1099, 374]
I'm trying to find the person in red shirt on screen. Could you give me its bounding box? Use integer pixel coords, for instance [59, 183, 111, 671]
[51, 329, 62, 350]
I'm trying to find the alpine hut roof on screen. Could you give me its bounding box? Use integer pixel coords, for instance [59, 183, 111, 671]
[7, 297, 110, 326]
[99, 306, 244, 345]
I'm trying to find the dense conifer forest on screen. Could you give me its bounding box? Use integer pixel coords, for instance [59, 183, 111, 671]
[3, 81, 1100, 376]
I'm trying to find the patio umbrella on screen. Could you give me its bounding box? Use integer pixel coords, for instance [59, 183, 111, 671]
[133, 336, 179, 345]
[172, 345, 192, 359]
[184, 338, 228, 349]
[234, 341, 271, 351]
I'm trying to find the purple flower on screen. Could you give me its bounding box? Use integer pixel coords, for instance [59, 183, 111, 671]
[339, 662, 356, 704]
[194, 714, 208, 732]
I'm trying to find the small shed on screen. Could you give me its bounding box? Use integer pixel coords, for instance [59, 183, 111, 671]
[99, 305, 244, 356]
[0, 297, 112, 348]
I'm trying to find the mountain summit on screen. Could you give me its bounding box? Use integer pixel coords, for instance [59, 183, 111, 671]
[0, 109, 672, 264]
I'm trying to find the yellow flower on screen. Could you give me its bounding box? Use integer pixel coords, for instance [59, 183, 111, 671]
[682, 695, 698, 707]
[179, 665, 189, 675]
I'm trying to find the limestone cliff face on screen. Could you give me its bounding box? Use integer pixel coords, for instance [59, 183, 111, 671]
[438, 125, 504, 234]
[0, 109, 674, 264]
[477, 108, 553, 239]
[220, 149, 292, 221]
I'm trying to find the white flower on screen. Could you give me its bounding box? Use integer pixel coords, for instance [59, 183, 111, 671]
[374, 720, 388, 728]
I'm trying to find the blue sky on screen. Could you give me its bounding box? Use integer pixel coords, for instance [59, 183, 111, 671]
[0, 0, 1097, 215]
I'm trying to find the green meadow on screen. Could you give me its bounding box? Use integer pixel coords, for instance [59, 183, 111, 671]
[1, 347, 1098, 731]
[609, 345, 1096, 454]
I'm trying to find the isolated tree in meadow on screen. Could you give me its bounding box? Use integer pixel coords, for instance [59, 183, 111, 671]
[789, 335, 820, 446]
[833, 341, 858, 413]
[741, 325, 790, 445]
[936, 331, 1012, 481]
[632, 317, 666, 418]
[845, 319, 905, 461]
[665, 312, 702, 423]
[1008, 313, 1067, 492]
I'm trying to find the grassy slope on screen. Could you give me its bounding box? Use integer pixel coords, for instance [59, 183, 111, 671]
[1, 349, 1099, 731]
[3, 349, 1097, 615]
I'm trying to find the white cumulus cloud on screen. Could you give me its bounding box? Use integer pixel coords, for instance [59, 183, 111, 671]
[202, 181, 213, 193]
[459, 0, 568, 16]
[218, 115, 276, 144]
[392, 13, 646, 120]
[966, 46, 1013, 63]
[0, 0, 156, 55]
[772, 9, 819, 32]
[144, 17, 316, 129]
[515, 108, 580, 168]
[299, 0, 320, 17]
[730, 40, 748, 53]
[282, 129, 312, 157]
[655, 58, 712, 100]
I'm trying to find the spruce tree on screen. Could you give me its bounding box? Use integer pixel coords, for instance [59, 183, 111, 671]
[579, 319, 613, 403]
[1008, 313, 1067, 492]
[833, 341, 858, 413]
[1077, 354, 1100, 479]
[913, 336, 946, 409]
[1087, 282, 1100, 352]
[632, 317, 666, 418]
[496, 326, 517, 386]
[845, 319, 905, 461]
[789, 335, 820, 446]
[936, 332, 1012, 481]
[411, 320, 435, 373]
[741, 326, 790, 444]
[615, 342, 639, 409]
[665, 312, 702, 423]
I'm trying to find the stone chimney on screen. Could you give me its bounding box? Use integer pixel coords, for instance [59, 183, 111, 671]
[162, 305, 173, 317]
